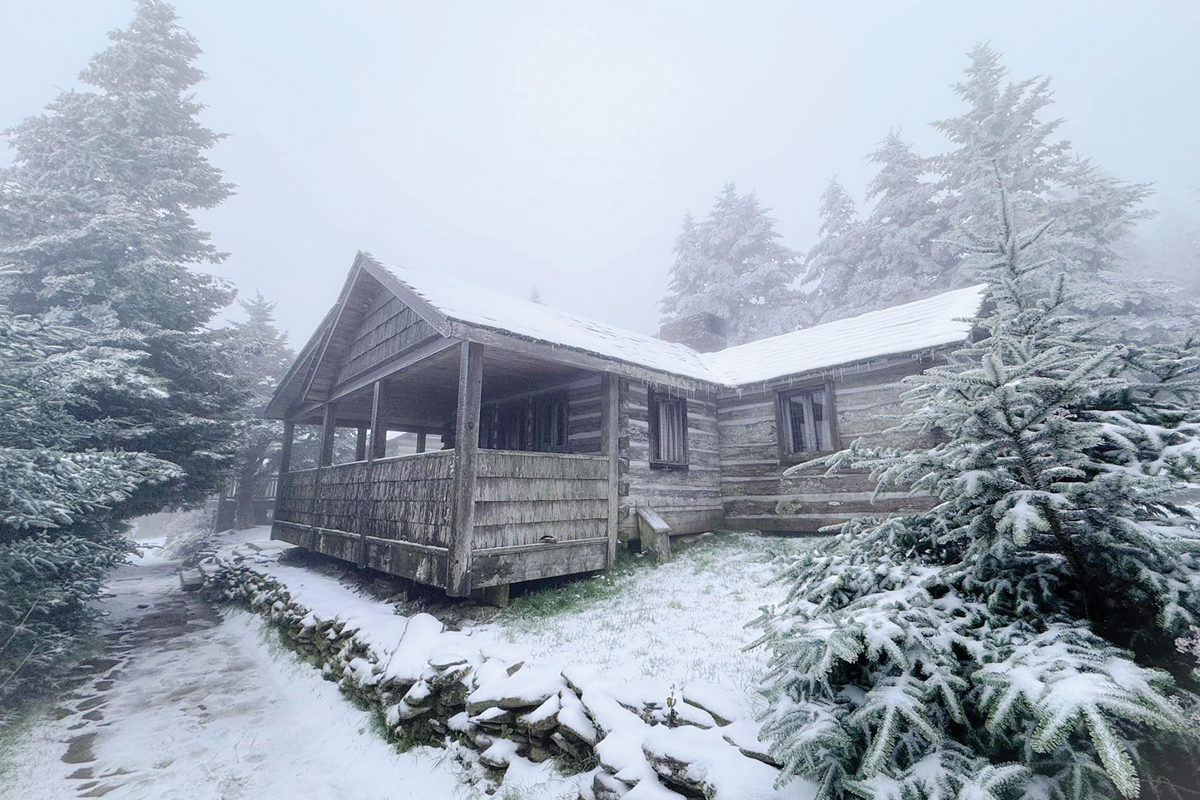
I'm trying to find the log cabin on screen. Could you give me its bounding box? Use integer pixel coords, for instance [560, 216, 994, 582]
[265, 252, 986, 600]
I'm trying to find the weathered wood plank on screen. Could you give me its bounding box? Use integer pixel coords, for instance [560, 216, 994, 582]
[470, 541, 608, 588]
[601, 372, 620, 568]
[449, 341, 484, 597]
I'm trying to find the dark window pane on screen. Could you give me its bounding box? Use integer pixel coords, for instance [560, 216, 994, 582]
[654, 397, 685, 463]
[788, 395, 807, 451]
[811, 389, 830, 451]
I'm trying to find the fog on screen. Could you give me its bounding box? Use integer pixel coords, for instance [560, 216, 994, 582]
[2, 0, 1197, 344]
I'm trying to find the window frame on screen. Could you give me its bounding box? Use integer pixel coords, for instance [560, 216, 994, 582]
[775, 378, 839, 463]
[531, 393, 570, 453]
[648, 389, 689, 470]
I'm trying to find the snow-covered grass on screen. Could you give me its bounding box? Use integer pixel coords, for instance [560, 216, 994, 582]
[497, 532, 812, 692]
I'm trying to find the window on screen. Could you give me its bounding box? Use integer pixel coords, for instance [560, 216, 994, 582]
[649, 390, 688, 468]
[482, 394, 568, 453]
[531, 394, 569, 452]
[777, 383, 837, 456]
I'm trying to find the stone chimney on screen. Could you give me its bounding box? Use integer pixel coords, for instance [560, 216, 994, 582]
[658, 312, 728, 353]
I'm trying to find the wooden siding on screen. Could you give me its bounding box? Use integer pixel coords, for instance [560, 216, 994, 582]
[567, 375, 604, 455]
[335, 294, 440, 388]
[274, 451, 455, 547]
[473, 450, 609, 552]
[619, 382, 723, 537]
[717, 362, 939, 532]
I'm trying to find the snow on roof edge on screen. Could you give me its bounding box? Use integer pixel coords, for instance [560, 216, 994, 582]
[364, 253, 988, 390]
[367, 255, 723, 384]
[701, 284, 988, 387]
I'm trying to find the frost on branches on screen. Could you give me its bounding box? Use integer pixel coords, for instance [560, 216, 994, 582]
[0, 297, 179, 712]
[802, 45, 1197, 341]
[0, 0, 241, 511]
[660, 183, 801, 345]
[752, 183, 1200, 799]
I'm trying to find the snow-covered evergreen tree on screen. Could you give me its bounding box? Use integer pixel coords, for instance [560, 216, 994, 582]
[217, 292, 293, 530]
[661, 184, 801, 344]
[753, 182, 1200, 799]
[0, 268, 180, 712]
[803, 45, 1193, 339]
[0, 0, 239, 511]
[805, 136, 946, 322]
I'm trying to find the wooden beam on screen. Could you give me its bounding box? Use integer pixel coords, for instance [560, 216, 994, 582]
[448, 341, 484, 597]
[355, 427, 368, 462]
[416, 431, 427, 453]
[279, 420, 295, 474]
[448, 321, 711, 393]
[328, 335, 460, 404]
[369, 381, 387, 461]
[320, 402, 338, 467]
[600, 373, 620, 568]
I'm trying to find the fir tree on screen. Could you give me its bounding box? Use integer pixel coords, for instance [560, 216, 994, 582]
[0, 0, 239, 510]
[805, 138, 946, 322]
[217, 292, 293, 530]
[661, 184, 800, 345]
[753, 181, 1200, 799]
[0, 268, 180, 712]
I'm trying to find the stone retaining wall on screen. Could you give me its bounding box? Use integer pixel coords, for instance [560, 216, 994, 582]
[202, 558, 800, 800]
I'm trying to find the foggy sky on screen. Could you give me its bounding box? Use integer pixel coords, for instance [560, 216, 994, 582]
[2, 1, 1197, 348]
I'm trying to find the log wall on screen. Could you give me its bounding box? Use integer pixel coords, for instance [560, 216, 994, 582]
[566, 375, 604, 455]
[619, 382, 724, 538]
[717, 360, 940, 532]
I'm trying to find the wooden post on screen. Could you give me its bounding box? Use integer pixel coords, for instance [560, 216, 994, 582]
[363, 380, 386, 571]
[416, 431, 427, 454]
[600, 372, 620, 568]
[279, 420, 295, 474]
[355, 427, 368, 462]
[320, 403, 338, 467]
[448, 341, 484, 597]
[369, 380, 387, 461]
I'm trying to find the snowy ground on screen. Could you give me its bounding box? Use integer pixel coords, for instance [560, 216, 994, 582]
[0, 540, 462, 800]
[1, 527, 815, 800]
[495, 532, 805, 693]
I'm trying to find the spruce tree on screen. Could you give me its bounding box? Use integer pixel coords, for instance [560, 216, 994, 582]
[0, 268, 180, 711]
[217, 293, 294, 530]
[802, 45, 1193, 338]
[661, 184, 800, 345]
[806, 137, 946, 321]
[753, 181, 1200, 799]
[0, 0, 238, 510]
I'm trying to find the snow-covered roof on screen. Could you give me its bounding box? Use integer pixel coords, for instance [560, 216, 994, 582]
[369, 257, 719, 383]
[366, 254, 986, 389]
[701, 284, 988, 386]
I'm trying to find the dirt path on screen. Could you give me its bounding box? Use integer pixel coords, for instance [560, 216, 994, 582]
[1, 544, 462, 800]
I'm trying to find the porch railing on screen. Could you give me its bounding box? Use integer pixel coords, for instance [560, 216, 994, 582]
[274, 450, 456, 548]
[473, 450, 609, 552]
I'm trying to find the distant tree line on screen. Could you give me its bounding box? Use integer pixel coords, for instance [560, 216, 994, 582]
[661, 45, 1200, 346]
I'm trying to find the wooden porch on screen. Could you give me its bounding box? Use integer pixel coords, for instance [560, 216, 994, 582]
[272, 447, 613, 594]
[271, 334, 621, 597]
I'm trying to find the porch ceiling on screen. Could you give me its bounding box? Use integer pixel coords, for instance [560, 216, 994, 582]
[296, 345, 593, 428]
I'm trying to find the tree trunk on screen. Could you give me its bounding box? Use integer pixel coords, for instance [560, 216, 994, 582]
[233, 442, 269, 530]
